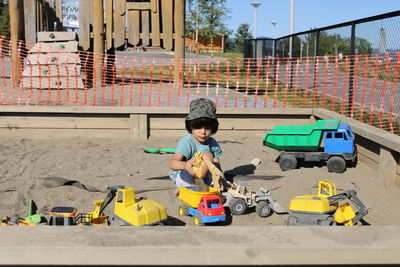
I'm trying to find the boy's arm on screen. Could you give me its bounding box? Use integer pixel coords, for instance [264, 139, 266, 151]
[169, 153, 197, 175]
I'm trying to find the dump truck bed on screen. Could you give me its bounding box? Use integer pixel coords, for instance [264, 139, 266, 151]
[263, 119, 340, 152]
[178, 186, 219, 208]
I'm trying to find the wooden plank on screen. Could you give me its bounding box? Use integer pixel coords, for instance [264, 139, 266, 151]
[0, 116, 128, 129]
[55, 0, 62, 30]
[78, 1, 90, 50]
[118, 0, 126, 15]
[22, 64, 82, 77]
[29, 41, 78, 53]
[37, 32, 77, 42]
[105, 0, 113, 50]
[150, 117, 313, 130]
[139, 113, 148, 140]
[126, 2, 151, 10]
[23, 0, 36, 44]
[0, 129, 129, 139]
[161, 0, 173, 50]
[20, 76, 84, 89]
[129, 114, 148, 140]
[114, 0, 127, 48]
[150, 129, 268, 139]
[127, 10, 140, 46]
[25, 53, 81, 65]
[142, 10, 150, 47]
[379, 147, 399, 187]
[150, 0, 160, 47]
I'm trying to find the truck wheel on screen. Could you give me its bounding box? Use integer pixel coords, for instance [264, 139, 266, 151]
[256, 201, 273, 218]
[229, 198, 247, 215]
[279, 154, 297, 171]
[327, 156, 346, 173]
[178, 205, 189, 216]
[193, 214, 204, 226]
[319, 216, 336, 226]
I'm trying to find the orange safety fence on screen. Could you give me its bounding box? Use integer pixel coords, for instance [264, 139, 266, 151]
[0, 35, 399, 135]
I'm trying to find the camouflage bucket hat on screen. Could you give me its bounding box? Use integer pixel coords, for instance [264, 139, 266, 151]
[185, 98, 217, 121]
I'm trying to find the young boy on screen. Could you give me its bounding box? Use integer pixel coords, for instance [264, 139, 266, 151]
[169, 98, 224, 192]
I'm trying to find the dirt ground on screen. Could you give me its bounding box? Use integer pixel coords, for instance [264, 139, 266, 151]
[1, 133, 399, 226]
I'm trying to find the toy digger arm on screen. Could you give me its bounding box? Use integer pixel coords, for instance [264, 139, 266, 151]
[328, 190, 368, 225]
[99, 185, 125, 215]
[193, 152, 225, 191]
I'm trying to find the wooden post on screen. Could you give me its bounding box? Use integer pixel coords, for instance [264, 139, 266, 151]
[93, 0, 104, 86]
[9, 0, 23, 87]
[174, 0, 185, 87]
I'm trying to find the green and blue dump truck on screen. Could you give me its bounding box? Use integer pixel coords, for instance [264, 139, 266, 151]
[263, 119, 357, 173]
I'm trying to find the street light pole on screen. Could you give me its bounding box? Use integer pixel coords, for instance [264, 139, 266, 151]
[271, 21, 277, 38]
[250, 2, 261, 38]
[289, 0, 295, 57]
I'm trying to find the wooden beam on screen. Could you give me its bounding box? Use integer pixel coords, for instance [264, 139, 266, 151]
[105, 0, 113, 50]
[114, 0, 126, 48]
[142, 11, 150, 47]
[93, 0, 104, 86]
[126, 2, 151, 10]
[379, 147, 399, 187]
[9, 0, 23, 87]
[128, 10, 140, 46]
[161, 0, 173, 50]
[150, 0, 160, 47]
[23, 0, 36, 45]
[79, 1, 90, 50]
[174, 0, 185, 85]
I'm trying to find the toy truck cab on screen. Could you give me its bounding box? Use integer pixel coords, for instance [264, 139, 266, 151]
[190, 195, 226, 225]
[323, 123, 355, 154]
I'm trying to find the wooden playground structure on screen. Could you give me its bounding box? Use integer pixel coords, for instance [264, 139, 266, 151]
[8, 0, 186, 85]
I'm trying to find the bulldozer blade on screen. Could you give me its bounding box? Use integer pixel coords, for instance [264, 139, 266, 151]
[271, 201, 287, 214]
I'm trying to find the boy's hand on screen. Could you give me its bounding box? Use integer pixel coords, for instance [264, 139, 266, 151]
[185, 158, 199, 175]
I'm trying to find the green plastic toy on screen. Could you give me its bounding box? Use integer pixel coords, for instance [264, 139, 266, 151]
[141, 148, 176, 154]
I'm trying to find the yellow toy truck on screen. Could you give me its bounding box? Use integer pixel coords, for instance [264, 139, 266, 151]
[178, 186, 226, 226]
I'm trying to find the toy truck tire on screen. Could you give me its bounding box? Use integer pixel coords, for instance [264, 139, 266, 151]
[279, 154, 297, 171]
[319, 216, 336, 226]
[327, 156, 346, 173]
[255, 201, 273, 217]
[178, 205, 189, 216]
[193, 214, 204, 226]
[229, 198, 247, 215]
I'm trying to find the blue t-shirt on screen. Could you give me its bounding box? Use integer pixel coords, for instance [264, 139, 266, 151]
[169, 134, 223, 181]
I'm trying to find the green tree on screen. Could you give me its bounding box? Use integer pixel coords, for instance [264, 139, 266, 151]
[234, 23, 253, 52]
[0, 0, 10, 37]
[186, 0, 230, 51]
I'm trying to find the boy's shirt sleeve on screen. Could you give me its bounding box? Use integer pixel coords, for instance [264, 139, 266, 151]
[209, 138, 223, 158]
[175, 134, 193, 160]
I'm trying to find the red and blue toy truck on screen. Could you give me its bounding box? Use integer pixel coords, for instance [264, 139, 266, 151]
[178, 186, 226, 226]
[263, 119, 356, 173]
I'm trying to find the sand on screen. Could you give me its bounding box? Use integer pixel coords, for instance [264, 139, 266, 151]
[1, 133, 399, 226]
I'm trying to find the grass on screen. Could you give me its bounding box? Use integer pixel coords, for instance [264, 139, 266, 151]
[197, 51, 243, 59]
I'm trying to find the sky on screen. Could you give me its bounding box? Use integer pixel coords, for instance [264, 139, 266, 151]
[225, 0, 400, 38]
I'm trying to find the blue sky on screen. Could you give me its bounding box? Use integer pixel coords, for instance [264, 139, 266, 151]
[225, 0, 400, 38]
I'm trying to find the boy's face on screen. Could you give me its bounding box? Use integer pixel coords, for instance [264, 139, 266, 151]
[191, 126, 212, 144]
